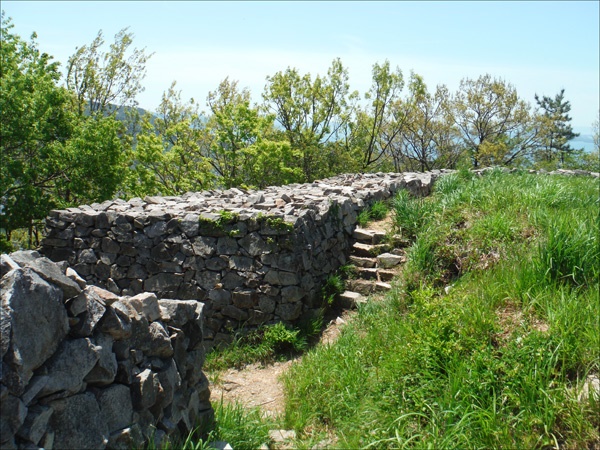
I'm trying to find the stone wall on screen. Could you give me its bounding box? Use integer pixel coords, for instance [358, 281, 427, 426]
[1, 251, 212, 450]
[40, 172, 448, 345]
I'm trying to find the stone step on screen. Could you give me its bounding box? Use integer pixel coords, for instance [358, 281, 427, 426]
[357, 267, 379, 280]
[349, 255, 376, 268]
[378, 270, 396, 282]
[352, 228, 387, 244]
[338, 290, 367, 308]
[346, 279, 392, 295]
[376, 252, 406, 269]
[352, 242, 389, 258]
[356, 267, 397, 282]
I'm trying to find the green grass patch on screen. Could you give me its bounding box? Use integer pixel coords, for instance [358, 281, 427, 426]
[358, 201, 390, 227]
[282, 171, 600, 448]
[205, 322, 312, 372]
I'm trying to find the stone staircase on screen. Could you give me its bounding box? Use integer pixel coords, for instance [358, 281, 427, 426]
[338, 227, 407, 307]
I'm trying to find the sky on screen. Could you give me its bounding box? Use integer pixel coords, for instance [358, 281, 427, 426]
[3, 1, 599, 131]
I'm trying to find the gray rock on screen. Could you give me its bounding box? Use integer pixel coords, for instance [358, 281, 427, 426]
[1, 268, 69, 395]
[232, 290, 257, 309]
[239, 232, 270, 256]
[279, 271, 299, 286]
[7, 250, 41, 267]
[376, 252, 405, 269]
[39, 338, 99, 397]
[0, 306, 10, 359]
[25, 256, 82, 299]
[132, 369, 159, 410]
[0, 254, 20, 277]
[16, 405, 53, 445]
[21, 375, 49, 406]
[196, 270, 221, 291]
[98, 301, 132, 340]
[221, 272, 243, 290]
[0, 392, 27, 445]
[78, 248, 98, 264]
[158, 299, 197, 327]
[85, 334, 117, 386]
[143, 273, 184, 293]
[143, 322, 174, 358]
[205, 256, 228, 271]
[217, 236, 238, 255]
[107, 424, 144, 450]
[145, 220, 167, 238]
[66, 266, 87, 288]
[125, 292, 161, 322]
[192, 236, 216, 258]
[97, 384, 133, 433]
[258, 296, 276, 314]
[156, 360, 181, 408]
[69, 287, 107, 337]
[281, 286, 304, 303]
[275, 302, 302, 321]
[179, 214, 200, 237]
[222, 305, 248, 321]
[48, 392, 109, 450]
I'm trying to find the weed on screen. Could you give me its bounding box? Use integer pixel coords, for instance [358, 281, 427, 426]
[265, 216, 294, 232]
[321, 274, 345, 306]
[357, 200, 390, 227]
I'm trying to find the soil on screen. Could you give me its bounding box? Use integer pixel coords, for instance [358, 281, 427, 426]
[207, 307, 357, 418]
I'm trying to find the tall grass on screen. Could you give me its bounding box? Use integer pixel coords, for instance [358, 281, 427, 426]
[282, 171, 600, 448]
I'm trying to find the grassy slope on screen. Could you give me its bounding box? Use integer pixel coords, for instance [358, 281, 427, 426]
[282, 169, 599, 449]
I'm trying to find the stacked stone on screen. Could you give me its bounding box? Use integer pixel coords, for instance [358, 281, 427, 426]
[40, 171, 447, 342]
[0, 251, 212, 450]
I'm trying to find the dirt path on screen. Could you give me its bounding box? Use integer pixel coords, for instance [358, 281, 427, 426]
[208, 308, 355, 418]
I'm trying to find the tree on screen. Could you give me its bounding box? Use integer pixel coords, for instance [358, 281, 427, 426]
[393, 73, 460, 172]
[58, 115, 128, 205]
[451, 74, 532, 167]
[205, 78, 301, 188]
[127, 82, 214, 197]
[534, 89, 579, 167]
[263, 58, 356, 181]
[350, 60, 405, 170]
[66, 28, 152, 117]
[1, 15, 135, 248]
[1, 14, 74, 246]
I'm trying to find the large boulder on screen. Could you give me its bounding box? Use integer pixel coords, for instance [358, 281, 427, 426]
[1, 268, 69, 395]
[48, 392, 109, 449]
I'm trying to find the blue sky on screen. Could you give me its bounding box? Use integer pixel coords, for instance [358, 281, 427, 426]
[3, 1, 599, 130]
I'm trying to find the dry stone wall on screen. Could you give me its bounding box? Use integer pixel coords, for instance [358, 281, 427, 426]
[40, 172, 448, 345]
[1, 251, 212, 450]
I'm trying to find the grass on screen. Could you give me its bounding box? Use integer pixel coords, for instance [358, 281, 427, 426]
[204, 321, 313, 372]
[358, 201, 390, 227]
[154, 401, 276, 450]
[280, 169, 600, 448]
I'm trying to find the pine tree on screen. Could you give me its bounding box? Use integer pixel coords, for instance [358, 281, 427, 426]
[534, 89, 579, 167]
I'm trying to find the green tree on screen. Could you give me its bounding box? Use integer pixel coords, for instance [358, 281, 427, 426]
[58, 115, 128, 205]
[127, 82, 214, 197]
[1, 15, 134, 248]
[66, 28, 152, 117]
[394, 73, 461, 172]
[451, 74, 532, 167]
[205, 78, 301, 188]
[534, 89, 579, 167]
[263, 58, 356, 181]
[0, 14, 74, 246]
[351, 60, 405, 170]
